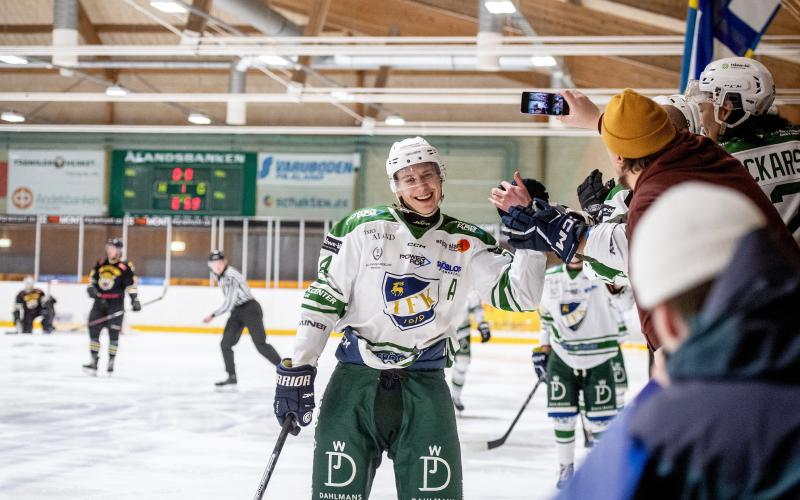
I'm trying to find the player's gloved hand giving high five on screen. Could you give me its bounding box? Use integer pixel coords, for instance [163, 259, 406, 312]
[500, 201, 553, 252]
[274, 359, 317, 435]
[478, 321, 492, 343]
[577, 169, 615, 221]
[503, 200, 590, 263]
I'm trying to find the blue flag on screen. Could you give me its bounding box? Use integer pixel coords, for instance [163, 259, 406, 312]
[679, 0, 782, 92]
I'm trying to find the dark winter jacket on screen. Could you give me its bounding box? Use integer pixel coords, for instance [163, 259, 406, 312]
[557, 228, 800, 500]
[626, 131, 800, 349]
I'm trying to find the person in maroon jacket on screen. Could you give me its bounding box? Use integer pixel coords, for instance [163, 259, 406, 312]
[491, 88, 799, 352]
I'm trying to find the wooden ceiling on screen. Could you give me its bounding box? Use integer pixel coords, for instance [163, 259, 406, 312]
[0, 0, 798, 127]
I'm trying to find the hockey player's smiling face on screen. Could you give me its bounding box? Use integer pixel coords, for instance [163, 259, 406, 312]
[395, 163, 443, 215]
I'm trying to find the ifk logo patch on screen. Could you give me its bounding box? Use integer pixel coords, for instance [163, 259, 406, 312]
[383, 273, 439, 330]
[560, 301, 587, 331]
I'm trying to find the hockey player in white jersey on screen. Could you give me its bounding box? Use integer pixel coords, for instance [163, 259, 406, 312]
[272, 137, 547, 499]
[449, 290, 491, 412]
[687, 56, 800, 242]
[531, 258, 630, 489]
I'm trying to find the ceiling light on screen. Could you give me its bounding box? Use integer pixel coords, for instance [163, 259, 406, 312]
[0, 238, 11, 248]
[485, 1, 517, 14]
[170, 241, 186, 252]
[385, 115, 406, 126]
[150, 1, 187, 13]
[0, 55, 28, 65]
[531, 56, 557, 67]
[331, 90, 353, 101]
[258, 55, 291, 67]
[1, 111, 25, 123]
[105, 85, 127, 96]
[187, 113, 211, 125]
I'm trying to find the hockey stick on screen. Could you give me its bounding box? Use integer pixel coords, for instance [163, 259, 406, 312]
[67, 287, 168, 332]
[487, 376, 546, 450]
[253, 416, 295, 500]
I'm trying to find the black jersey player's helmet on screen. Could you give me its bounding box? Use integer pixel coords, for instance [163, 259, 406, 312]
[208, 250, 225, 262]
[107, 238, 123, 249]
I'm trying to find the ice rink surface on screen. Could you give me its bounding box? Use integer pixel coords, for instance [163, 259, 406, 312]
[0, 332, 648, 500]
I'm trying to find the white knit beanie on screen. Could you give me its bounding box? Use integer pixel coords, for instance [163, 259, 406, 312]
[631, 182, 766, 309]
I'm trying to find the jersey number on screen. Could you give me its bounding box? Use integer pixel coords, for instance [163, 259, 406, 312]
[770, 181, 800, 233]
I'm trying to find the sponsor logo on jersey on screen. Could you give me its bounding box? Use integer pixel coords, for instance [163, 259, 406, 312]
[436, 260, 462, 275]
[373, 350, 409, 364]
[298, 319, 326, 330]
[322, 235, 342, 254]
[560, 301, 588, 331]
[400, 253, 431, 268]
[371, 233, 395, 241]
[407, 241, 426, 248]
[372, 247, 383, 260]
[346, 208, 378, 223]
[382, 273, 440, 330]
[435, 238, 471, 252]
[487, 246, 504, 255]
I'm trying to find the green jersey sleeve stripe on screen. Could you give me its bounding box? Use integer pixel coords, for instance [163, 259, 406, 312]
[328, 205, 396, 238]
[300, 303, 339, 315]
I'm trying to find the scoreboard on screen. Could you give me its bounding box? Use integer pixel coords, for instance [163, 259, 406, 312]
[109, 150, 256, 217]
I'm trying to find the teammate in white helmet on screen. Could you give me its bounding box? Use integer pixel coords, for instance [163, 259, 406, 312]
[687, 56, 800, 242]
[449, 289, 491, 412]
[272, 137, 548, 499]
[653, 94, 702, 135]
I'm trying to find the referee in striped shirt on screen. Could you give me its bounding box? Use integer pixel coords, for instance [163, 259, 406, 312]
[203, 250, 281, 388]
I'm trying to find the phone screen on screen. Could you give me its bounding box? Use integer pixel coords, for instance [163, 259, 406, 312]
[520, 92, 570, 116]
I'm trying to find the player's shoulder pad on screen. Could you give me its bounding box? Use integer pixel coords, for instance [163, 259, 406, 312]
[329, 205, 396, 238]
[438, 214, 496, 246]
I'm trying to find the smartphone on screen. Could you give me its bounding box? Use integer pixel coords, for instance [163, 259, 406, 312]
[520, 91, 570, 116]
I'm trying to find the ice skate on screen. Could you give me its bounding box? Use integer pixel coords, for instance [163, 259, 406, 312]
[214, 374, 237, 391]
[452, 394, 465, 412]
[107, 356, 115, 375]
[556, 463, 574, 489]
[82, 358, 98, 376]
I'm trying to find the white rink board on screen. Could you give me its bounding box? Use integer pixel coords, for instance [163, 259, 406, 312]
[0, 331, 649, 499]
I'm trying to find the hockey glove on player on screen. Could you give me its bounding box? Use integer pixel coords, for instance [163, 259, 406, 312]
[478, 321, 491, 343]
[274, 359, 316, 435]
[86, 286, 98, 299]
[577, 169, 615, 221]
[530, 201, 590, 263]
[131, 296, 142, 312]
[532, 346, 549, 380]
[500, 204, 553, 252]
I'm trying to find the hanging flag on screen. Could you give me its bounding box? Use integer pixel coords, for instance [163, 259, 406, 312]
[679, 0, 782, 92]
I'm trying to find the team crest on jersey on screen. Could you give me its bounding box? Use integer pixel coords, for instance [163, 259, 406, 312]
[560, 301, 587, 331]
[382, 273, 439, 330]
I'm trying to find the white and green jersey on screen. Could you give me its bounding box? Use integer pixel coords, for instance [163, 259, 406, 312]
[582, 185, 630, 286]
[539, 265, 628, 370]
[722, 127, 800, 243]
[293, 205, 547, 369]
[455, 290, 484, 340]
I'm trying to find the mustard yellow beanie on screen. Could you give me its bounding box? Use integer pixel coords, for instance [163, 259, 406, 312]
[601, 89, 677, 159]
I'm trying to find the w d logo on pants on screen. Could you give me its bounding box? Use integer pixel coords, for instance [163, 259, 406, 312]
[419, 445, 451, 492]
[325, 441, 357, 488]
[594, 380, 613, 405]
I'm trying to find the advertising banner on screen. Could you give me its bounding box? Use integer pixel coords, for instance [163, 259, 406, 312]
[256, 152, 358, 219]
[7, 149, 106, 215]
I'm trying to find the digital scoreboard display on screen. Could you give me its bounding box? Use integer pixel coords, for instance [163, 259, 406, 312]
[109, 150, 256, 217]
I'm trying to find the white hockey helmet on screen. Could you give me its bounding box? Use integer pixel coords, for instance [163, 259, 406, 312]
[653, 94, 702, 134]
[23, 275, 35, 291]
[689, 57, 775, 128]
[385, 136, 446, 193]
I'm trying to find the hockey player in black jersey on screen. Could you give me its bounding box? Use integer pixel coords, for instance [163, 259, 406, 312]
[13, 275, 56, 334]
[83, 238, 140, 375]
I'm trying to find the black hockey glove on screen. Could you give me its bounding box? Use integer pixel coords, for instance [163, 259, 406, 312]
[577, 169, 615, 221]
[86, 286, 98, 299]
[131, 296, 142, 312]
[274, 359, 317, 435]
[478, 321, 491, 343]
[500, 204, 553, 252]
[529, 201, 590, 263]
[495, 177, 550, 217]
[532, 347, 549, 380]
